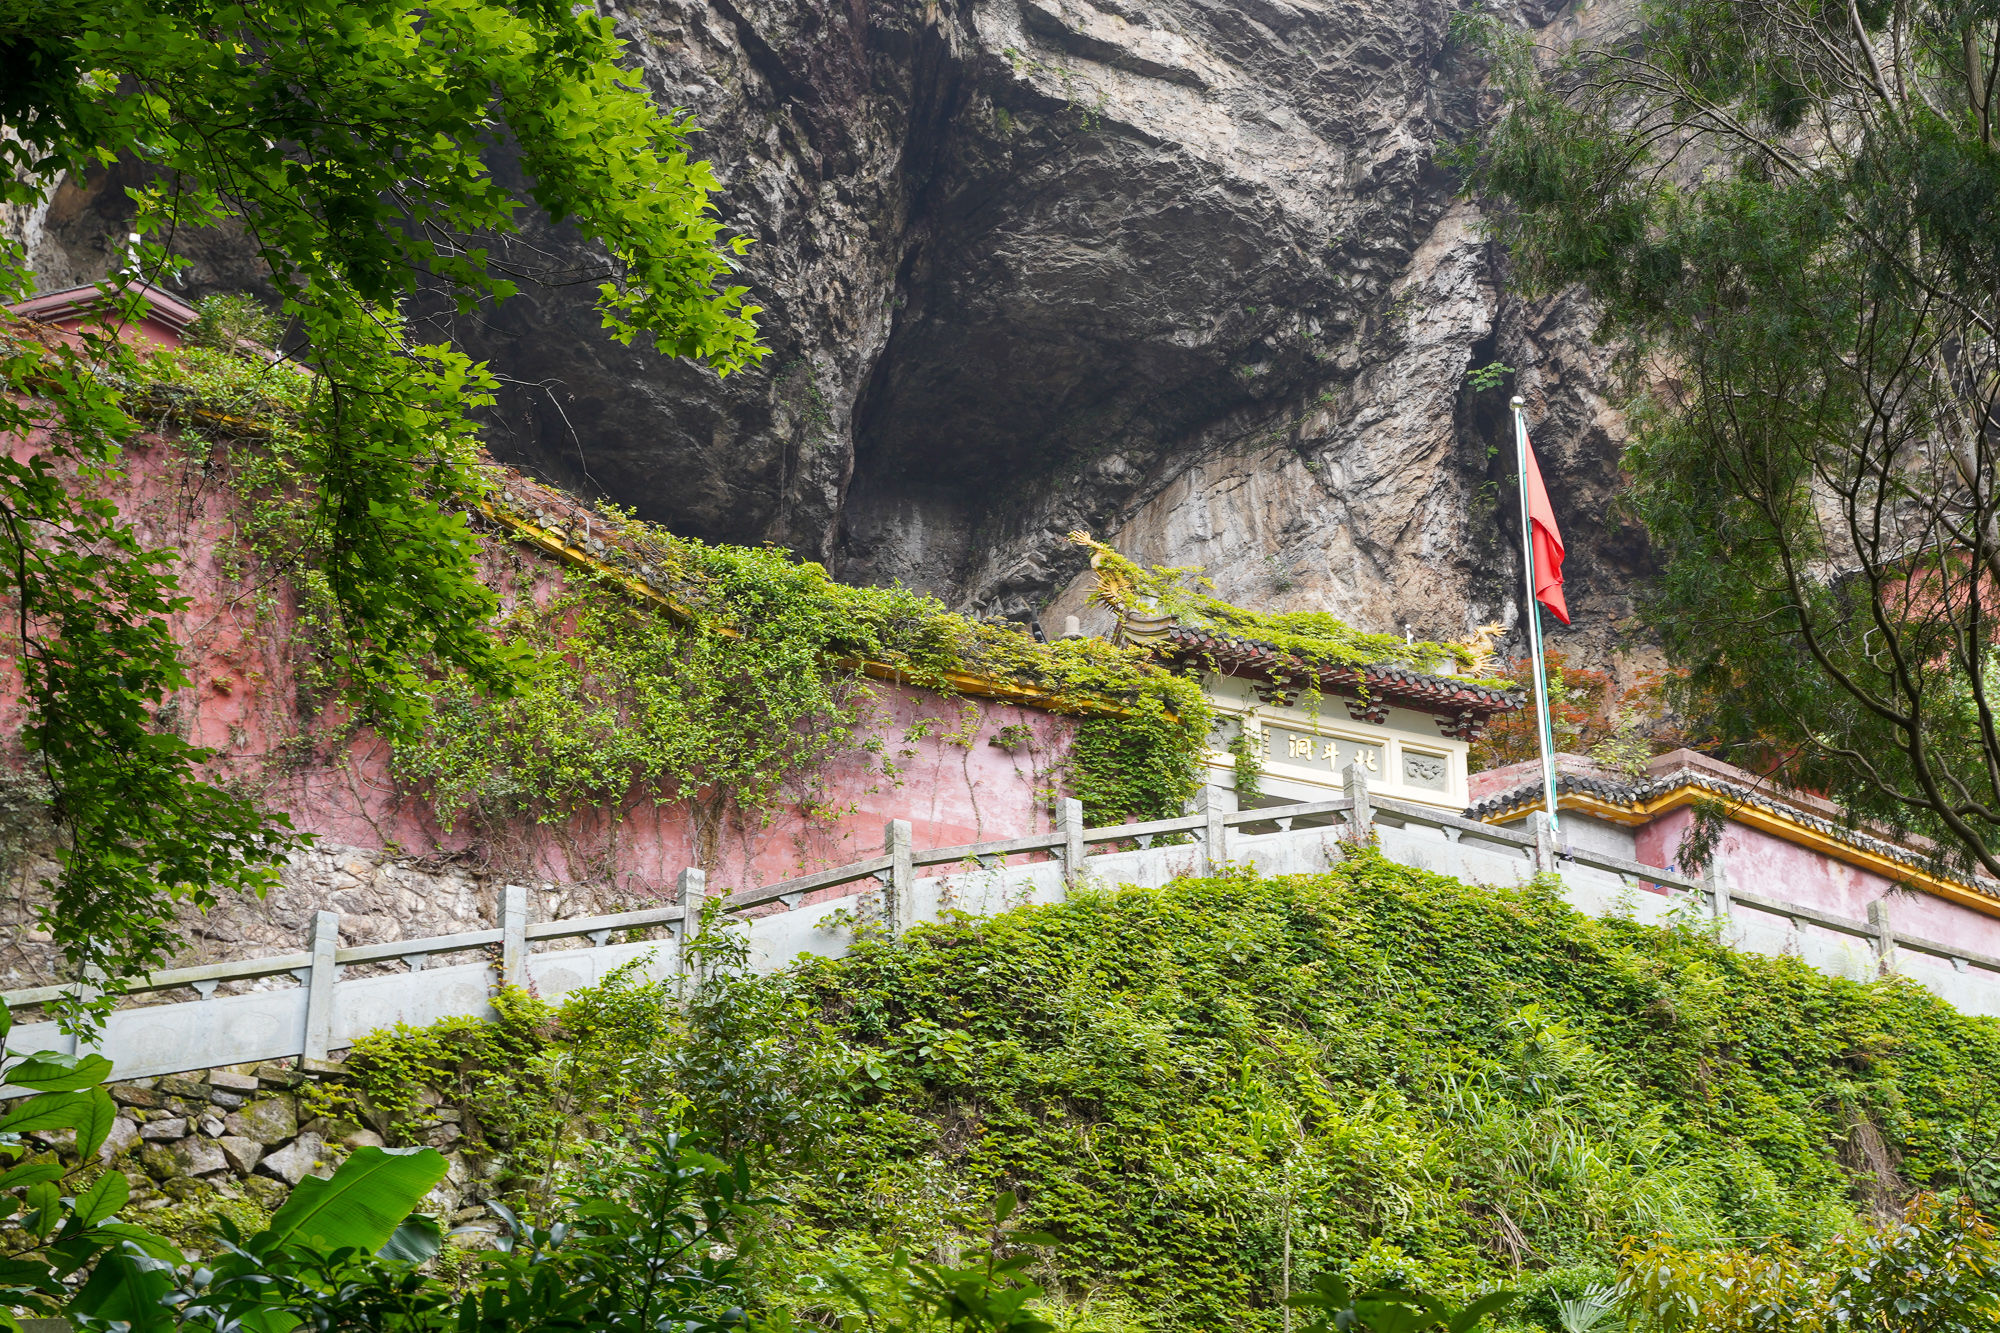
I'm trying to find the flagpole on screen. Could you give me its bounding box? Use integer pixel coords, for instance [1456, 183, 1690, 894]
[1512, 396, 1561, 836]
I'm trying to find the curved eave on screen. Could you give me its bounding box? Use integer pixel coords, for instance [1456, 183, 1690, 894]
[1155, 626, 1521, 719]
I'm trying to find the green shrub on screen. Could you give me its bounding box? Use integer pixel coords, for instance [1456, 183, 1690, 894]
[327, 853, 2000, 1330]
[730, 852, 2000, 1330]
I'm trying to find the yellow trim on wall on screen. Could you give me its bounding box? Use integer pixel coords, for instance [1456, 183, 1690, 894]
[1487, 783, 2000, 921]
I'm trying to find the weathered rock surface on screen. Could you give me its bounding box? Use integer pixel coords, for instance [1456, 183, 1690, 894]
[225, 1097, 298, 1148]
[174, 1137, 230, 1177]
[13, 0, 1642, 663]
[61, 1067, 505, 1245]
[218, 1135, 265, 1176]
[258, 1131, 331, 1186]
[98, 1118, 140, 1164]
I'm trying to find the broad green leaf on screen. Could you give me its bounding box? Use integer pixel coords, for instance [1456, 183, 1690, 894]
[259, 1145, 448, 1255]
[233, 1305, 306, 1333]
[73, 1088, 116, 1161]
[92, 1223, 185, 1263]
[0, 1162, 64, 1190]
[23, 1181, 60, 1238]
[67, 1247, 177, 1332]
[73, 1169, 129, 1226]
[3, 1053, 114, 1092]
[1446, 1291, 1518, 1333]
[0, 1255, 61, 1291]
[0, 1091, 88, 1136]
[379, 1212, 444, 1263]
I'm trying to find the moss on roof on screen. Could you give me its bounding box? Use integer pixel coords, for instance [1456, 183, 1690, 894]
[1069, 533, 1509, 687]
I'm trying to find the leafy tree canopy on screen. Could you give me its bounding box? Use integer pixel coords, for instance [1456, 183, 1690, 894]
[1459, 0, 2000, 877]
[0, 0, 764, 1016]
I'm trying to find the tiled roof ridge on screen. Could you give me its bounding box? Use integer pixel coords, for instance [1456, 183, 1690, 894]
[9, 281, 201, 330]
[480, 465, 662, 579]
[1157, 623, 1522, 714]
[1468, 767, 2000, 901]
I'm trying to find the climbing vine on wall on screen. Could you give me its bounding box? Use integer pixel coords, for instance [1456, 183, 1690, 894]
[143, 334, 378, 710]
[387, 535, 1213, 830]
[392, 575, 894, 830]
[110, 328, 1215, 833]
[1228, 728, 1265, 801]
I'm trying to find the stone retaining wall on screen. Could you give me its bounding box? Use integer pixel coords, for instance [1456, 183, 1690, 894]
[53, 1058, 500, 1240]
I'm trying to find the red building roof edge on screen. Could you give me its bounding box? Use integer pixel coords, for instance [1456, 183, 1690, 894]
[1154, 624, 1522, 720]
[8, 282, 202, 331]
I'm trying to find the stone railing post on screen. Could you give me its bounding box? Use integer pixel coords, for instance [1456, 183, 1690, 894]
[676, 867, 708, 969]
[885, 819, 915, 935]
[1342, 763, 1373, 842]
[1532, 816, 1557, 875]
[676, 867, 708, 929]
[1702, 852, 1733, 932]
[1868, 897, 1897, 975]
[500, 884, 528, 989]
[1197, 785, 1227, 875]
[301, 910, 340, 1063]
[1057, 798, 1085, 888]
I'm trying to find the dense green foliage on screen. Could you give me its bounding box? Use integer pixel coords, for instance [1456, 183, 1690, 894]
[18, 327, 1208, 954]
[1460, 0, 2000, 877]
[0, 316, 299, 1016]
[0, 1005, 133, 1322]
[0, 998, 1093, 1332]
[0, 0, 765, 1010]
[390, 524, 1212, 830]
[1621, 1194, 2000, 1332]
[73, 1133, 773, 1333]
[327, 854, 2000, 1331]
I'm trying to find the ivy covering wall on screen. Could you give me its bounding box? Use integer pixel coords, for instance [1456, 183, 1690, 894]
[127, 339, 1214, 829]
[321, 853, 2000, 1331]
[125, 337, 1516, 847]
[387, 546, 1211, 831]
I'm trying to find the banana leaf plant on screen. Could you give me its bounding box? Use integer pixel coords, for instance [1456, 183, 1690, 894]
[67, 1143, 452, 1331]
[0, 1004, 171, 1330]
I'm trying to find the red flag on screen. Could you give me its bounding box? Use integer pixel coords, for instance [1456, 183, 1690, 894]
[1522, 428, 1570, 625]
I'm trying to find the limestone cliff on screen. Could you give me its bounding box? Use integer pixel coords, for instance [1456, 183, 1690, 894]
[12, 0, 1648, 664]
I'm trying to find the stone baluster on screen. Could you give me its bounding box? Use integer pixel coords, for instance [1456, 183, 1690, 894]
[1343, 762, 1373, 842]
[301, 910, 341, 1063]
[675, 867, 708, 969]
[1197, 785, 1228, 875]
[1058, 797, 1086, 888]
[885, 819, 914, 935]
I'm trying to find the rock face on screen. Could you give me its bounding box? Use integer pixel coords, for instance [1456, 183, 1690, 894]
[11, 0, 1644, 660]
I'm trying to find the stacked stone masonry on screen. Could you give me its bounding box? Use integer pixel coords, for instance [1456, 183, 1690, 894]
[60, 1060, 496, 1234]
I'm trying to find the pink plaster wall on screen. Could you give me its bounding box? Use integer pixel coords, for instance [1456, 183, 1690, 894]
[1631, 805, 1695, 876]
[1, 354, 1077, 919]
[1636, 808, 2000, 958]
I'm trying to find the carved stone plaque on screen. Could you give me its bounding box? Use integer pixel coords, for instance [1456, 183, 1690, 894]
[1402, 751, 1449, 791]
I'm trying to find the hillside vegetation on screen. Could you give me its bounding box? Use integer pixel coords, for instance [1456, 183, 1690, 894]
[327, 852, 2000, 1331]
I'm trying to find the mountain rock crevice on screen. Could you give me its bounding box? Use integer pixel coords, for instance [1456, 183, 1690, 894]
[10, 0, 1647, 662]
